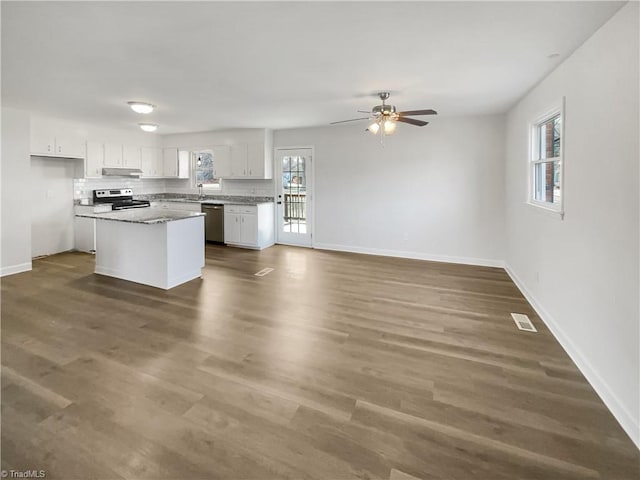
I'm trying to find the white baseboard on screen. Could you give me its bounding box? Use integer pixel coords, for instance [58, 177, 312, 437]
[505, 264, 640, 449]
[313, 243, 504, 268]
[0, 262, 32, 277]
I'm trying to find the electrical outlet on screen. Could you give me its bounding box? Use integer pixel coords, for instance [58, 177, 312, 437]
[403, 232, 409, 241]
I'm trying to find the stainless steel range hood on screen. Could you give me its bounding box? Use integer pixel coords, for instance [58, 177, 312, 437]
[102, 167, 143, 177]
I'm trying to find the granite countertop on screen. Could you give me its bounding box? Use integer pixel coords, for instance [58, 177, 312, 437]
[75, 194, 274, 207]
[155, 198, 273, 206]
[76, 207, 205, 225]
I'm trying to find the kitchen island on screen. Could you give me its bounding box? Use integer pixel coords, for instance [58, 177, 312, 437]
[76, 208, 205, 289]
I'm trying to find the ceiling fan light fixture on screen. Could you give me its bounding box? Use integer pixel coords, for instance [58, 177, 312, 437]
[128, 101, 155, 114]
[139, 123, 158, 132]
[383, 119, 397, 135]
[330, 92, 437, 142]
[367, 121, 380, 134]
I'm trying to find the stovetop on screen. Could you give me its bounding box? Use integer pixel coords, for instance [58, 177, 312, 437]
[93, 188, 150, 210]
[112, 199, 151, 210]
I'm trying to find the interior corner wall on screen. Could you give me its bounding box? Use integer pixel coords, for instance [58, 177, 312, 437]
[504, 2, 639, 447]
[1, 107, 32, 276]
[274, 114, 506, 266]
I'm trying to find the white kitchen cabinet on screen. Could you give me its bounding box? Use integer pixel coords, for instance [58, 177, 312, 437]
[224, 203, 274, 249]
[162, 148, 189, 178]
[227, 139, 273, 179]
[224, 212, 241, 244]
[122, 145, 141, 168]
[212, 145, 232, 178]
[247, 142, 271, 178]
[30, 127, 56, 156]
[163, 148, 178, 177]
[230, 144, 249, 177]
[141, 147, 163, 177]
[55, 135, 86, 159]
[85, 141, 104, 178]
[104, 143, 123, 167]
[154, 201, 201, 213]
[239, 211, 258, 245]
[30, 122, 85, 159]
[74, 206, 96, 253]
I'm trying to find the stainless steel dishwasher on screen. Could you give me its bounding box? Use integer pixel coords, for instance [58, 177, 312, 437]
[202, 204, 224, 243]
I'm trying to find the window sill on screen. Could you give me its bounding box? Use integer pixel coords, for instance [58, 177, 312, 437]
[526, 201, 565, 220]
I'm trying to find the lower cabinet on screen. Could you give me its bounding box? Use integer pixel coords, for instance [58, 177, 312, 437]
[74, 206, 96, 253]
[224, 203, 274, 249]
[152, 201, 201, 212]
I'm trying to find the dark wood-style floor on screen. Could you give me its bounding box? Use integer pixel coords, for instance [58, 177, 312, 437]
[1, 245, 638, 479]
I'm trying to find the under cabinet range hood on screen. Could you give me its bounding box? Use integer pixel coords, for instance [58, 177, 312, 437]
[101, 167, 143, 177]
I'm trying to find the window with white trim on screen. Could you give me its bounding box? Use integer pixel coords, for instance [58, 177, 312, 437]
[192, 149, 221, 190]
[530, 103, 564, 214]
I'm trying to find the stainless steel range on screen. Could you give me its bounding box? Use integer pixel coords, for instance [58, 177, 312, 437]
[92, 188, 150, 210]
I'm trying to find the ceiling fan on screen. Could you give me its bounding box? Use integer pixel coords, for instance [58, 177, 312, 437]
[331, 92, 437, 136]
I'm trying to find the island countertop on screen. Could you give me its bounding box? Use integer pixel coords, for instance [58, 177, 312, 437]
[76, 207, 205, 225]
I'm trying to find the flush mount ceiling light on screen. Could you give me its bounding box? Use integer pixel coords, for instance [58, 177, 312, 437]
[139, 123, 158, 132]
[128, 101, 155, 114]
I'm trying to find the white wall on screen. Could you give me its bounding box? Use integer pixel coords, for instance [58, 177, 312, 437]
[275, 115, 506, 266]
[1, 107, 32, 276]
[504, 2, 639, 446]
[30, 157, 81, 257]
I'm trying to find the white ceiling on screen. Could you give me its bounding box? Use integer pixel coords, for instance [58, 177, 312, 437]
[1, 1, 624, 134]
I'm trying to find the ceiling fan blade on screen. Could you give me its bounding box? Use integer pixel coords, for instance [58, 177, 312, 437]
[357, 110, 371, 114]
[330, 117, 370, 125]
[397, 109, 437, 116]
[396, 117, 429, 127]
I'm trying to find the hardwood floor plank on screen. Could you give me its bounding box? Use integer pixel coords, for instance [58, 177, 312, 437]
[1, 245, 638, 479]
[2, 366, 73, 410]
[353, 399, 601, 479]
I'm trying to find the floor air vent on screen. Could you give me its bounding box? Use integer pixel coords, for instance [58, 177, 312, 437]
[511, 313, 537, 332]
[254, 267, 274, 277]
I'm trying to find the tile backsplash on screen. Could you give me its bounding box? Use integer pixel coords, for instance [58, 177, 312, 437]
[73, 177, 275, 201]
[73, 178, 167, 201]
[164, 178, 274, 196]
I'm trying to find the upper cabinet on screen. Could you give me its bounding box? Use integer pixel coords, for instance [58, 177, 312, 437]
[85, 141, 104, 178]
[162, 148, 189, 178]
[30, 117, 86, 159]
[141, 147, 163, 177]
[122, 145, 142, 169]
[163, 147, 179, 177]
[211, 145, 232, 178]
[104, 143, 124, 167]
[225, 132, 273, 179]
